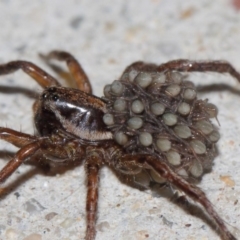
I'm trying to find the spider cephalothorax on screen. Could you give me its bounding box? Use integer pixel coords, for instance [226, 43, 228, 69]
[0, 51, 238, 240]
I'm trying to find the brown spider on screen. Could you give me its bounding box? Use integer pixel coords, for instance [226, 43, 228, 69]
[0, 51, 238, 240]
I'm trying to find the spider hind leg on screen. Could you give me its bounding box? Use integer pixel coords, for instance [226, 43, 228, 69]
[115, 153, 237, 240]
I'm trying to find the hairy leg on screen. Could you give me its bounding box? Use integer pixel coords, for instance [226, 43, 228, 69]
[0, 127, 37, 148]
[40, 51, 92, 93]
[0, 60, 60, 88]
[0, 141, 40, 183]
[0, 130, 86, 181]
[157, 59, 240, 82]
[84, 151, 102, 240]
[122, 60, 240, 83]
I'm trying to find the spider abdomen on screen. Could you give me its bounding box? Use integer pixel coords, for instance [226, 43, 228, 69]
[102, 64, 220, 180]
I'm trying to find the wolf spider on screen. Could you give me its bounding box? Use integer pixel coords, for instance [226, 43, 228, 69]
[0, 51, 238, 240]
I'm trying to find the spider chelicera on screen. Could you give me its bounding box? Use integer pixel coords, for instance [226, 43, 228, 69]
[0, 51, 238, 240]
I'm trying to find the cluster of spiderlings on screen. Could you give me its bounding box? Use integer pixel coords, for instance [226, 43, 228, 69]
[102, 62, 220, 181]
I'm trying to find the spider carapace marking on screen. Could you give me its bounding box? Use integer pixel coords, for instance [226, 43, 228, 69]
[0, 51, 239, 240]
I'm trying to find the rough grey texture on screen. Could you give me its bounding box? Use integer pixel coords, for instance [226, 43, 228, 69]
[0, 1, 239, 240]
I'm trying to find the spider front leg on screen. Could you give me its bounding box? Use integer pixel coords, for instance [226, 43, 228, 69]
[115, 154, 236, 240]
[0, 60, 60, 88]
[0, 141, 40, 183]
[0, 134, 58, 184]
[0, 127, 37, 148]
[0, 128, 40, 180]
[0, 129, 85, 180]
[40, 51, 92, 93]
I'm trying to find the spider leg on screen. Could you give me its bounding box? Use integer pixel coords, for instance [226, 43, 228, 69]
[0, 127, 37, 148]
[120, 61, 157, 79]
[0, 141, 40, 183]
[157, 59, 240, 82]
[0, 60, 60, 88]
[85, 153, 101, 240]
[116, 154, 236, 240]
[123, 60, 240, 83]
[40, 51, 92, 94]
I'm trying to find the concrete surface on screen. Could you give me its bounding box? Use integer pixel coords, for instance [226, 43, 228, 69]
[0, 0, 239, 239]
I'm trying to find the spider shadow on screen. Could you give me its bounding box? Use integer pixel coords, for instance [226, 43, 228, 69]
[46, 64, 240, 97]
[196, 83, 240, 96]
[0, 77, 240, 101]
[0, 150, 83, 200]
[114, 169, 223, 237]
[150, 182, 218, 233]
[0, 85, 39, 99]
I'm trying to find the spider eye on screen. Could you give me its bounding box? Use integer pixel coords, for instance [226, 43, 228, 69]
[48, 87, 56, 92]
[52, 94, 59, 101]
